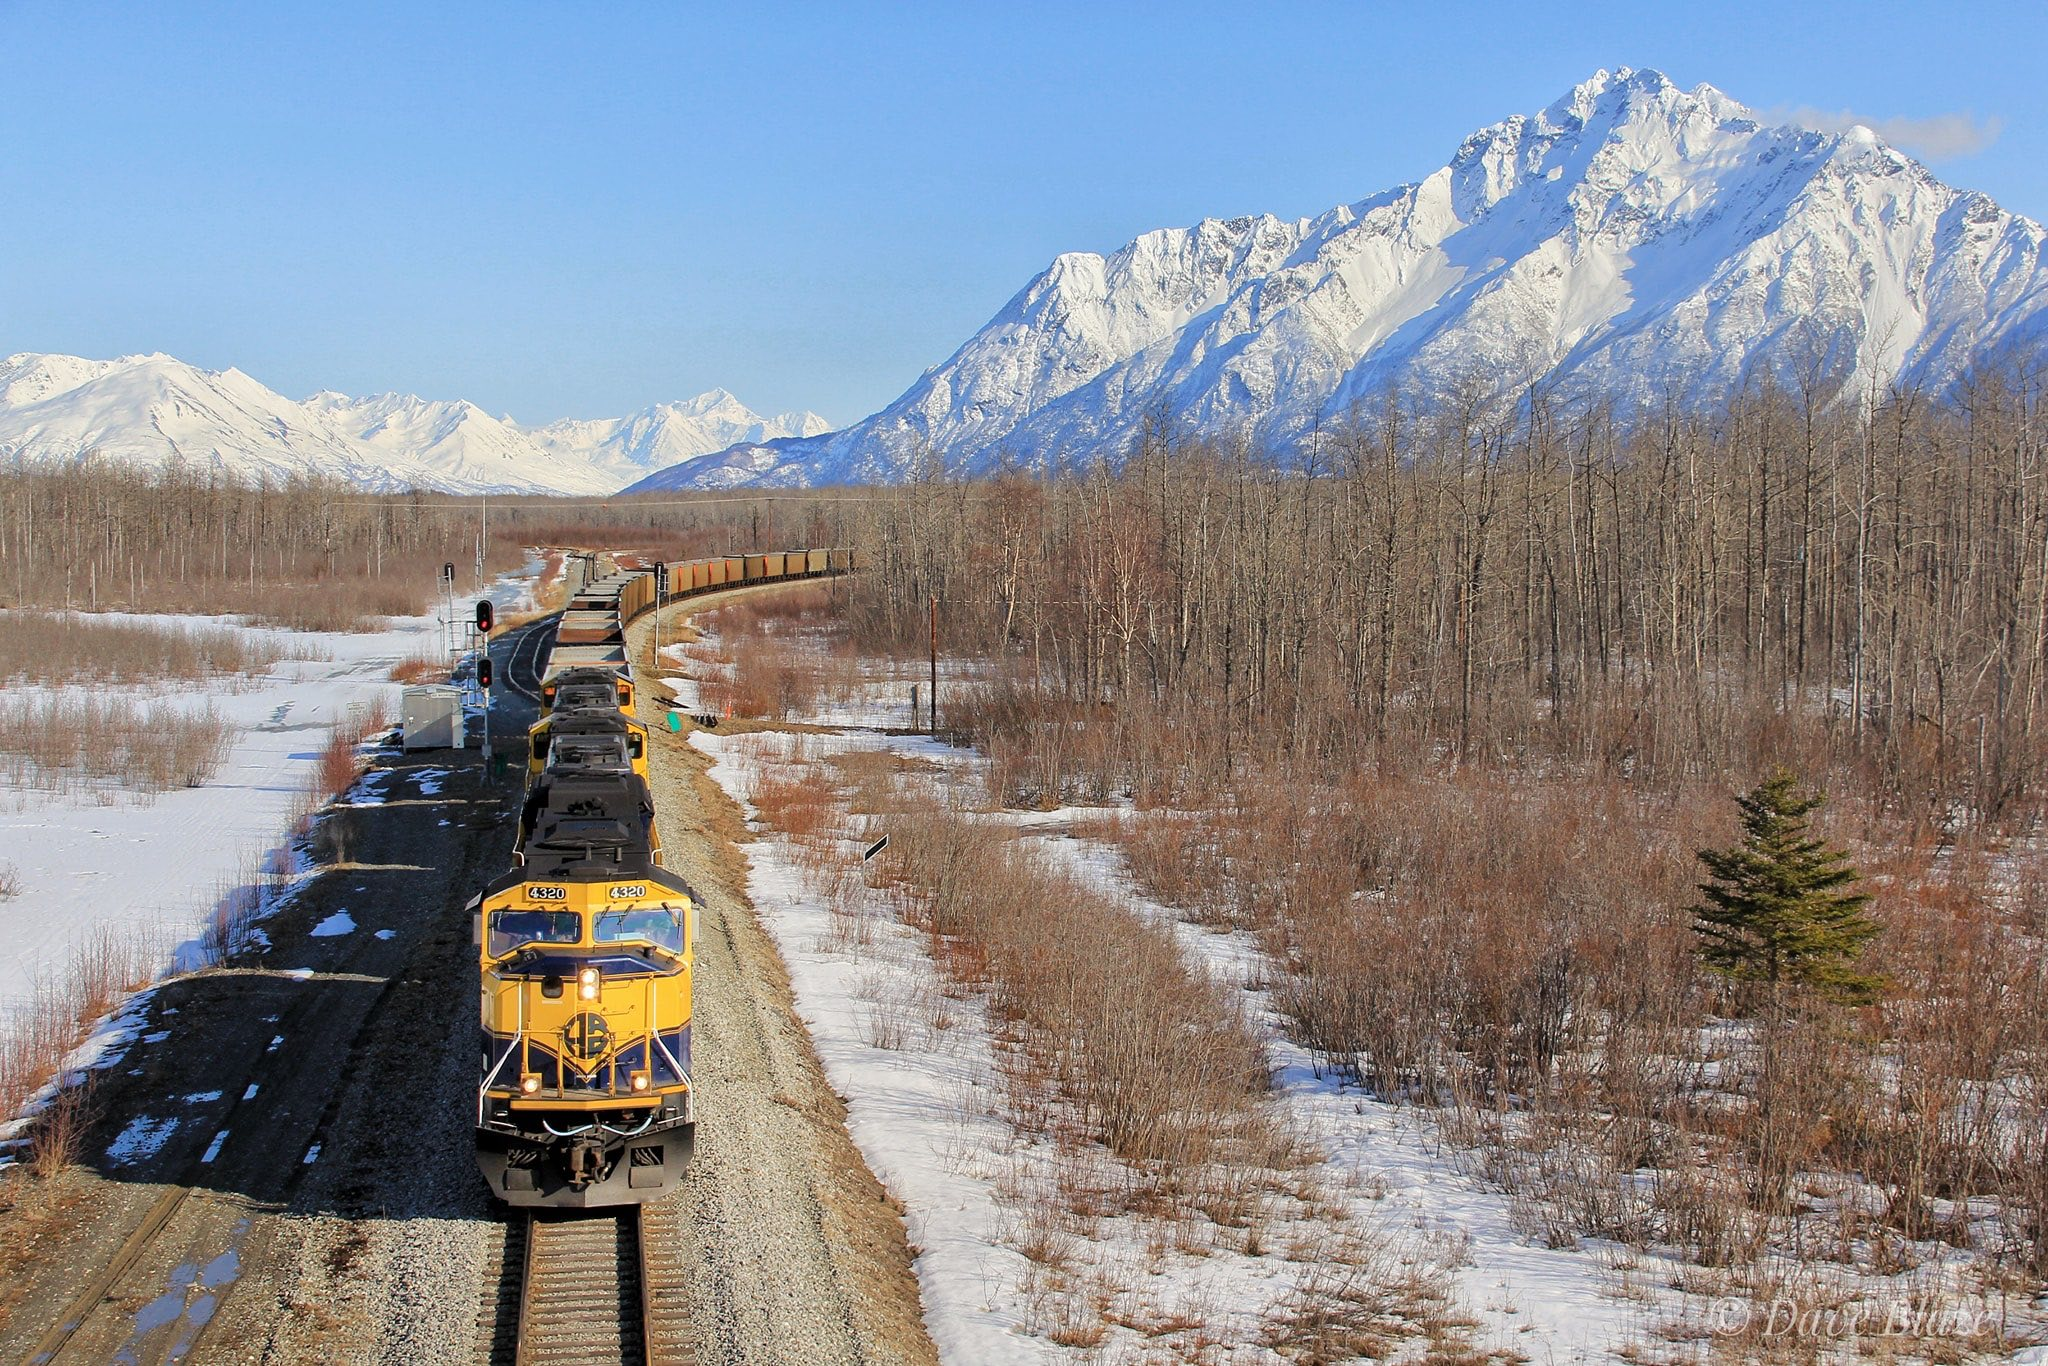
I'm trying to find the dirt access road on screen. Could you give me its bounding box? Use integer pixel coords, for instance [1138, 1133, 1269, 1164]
[0, 591, 935, 1365]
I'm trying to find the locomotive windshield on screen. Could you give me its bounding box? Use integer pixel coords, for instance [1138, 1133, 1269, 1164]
[488, 910, 581, 957]
[593, 907, 684, 954]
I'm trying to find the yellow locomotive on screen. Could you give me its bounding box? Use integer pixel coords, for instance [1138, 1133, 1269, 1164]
[540, 664, 637, 718]
[476, 569, 690, 1208]
[526, 707, 652, 785]
[475, 776, 696, 1207]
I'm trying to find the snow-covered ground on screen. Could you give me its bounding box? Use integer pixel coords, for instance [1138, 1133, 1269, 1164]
[0, 611, 436, 1020]
[680, 621, 2047, 1363]
[693, 727, 1057, 1362]
[0, 552, 539, 1030]
[697, 720, 1627, 1360]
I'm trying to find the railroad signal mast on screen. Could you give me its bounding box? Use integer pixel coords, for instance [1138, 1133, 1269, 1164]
[476, 598, 495, 764]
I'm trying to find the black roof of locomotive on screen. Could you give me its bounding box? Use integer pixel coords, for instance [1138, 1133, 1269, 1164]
[547, 665, 628, 688]
[545, 733, 635, 774]
[537, 706, 644, 736]
[516, 770, 657, 868]
[550, 682, 620, 711]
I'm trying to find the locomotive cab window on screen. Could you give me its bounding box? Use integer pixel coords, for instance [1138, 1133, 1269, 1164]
[594, 907, 684, 954]
[488, 909, 581, 957]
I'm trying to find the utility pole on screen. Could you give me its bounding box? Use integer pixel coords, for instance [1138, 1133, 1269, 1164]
[653, 564, 666, 662]
[929, 594, 938, 734]
[442, 562, 456, 667]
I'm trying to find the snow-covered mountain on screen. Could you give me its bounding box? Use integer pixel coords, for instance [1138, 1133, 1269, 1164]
[524, 391, 831, 484]
[629, 67, 2048, 491]
[0, 353, 828, 494]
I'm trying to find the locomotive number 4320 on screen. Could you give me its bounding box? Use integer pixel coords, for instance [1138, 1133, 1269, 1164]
[608, 884, 648, 899]
[526, 884, 569, 902]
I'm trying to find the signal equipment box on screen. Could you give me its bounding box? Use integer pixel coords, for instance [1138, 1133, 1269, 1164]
[402, 684, 466, 750]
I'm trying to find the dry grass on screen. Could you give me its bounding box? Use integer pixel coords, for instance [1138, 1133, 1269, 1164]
[1106, 767, 2048, 1301]
[0, 694, 237, 794]
[314, 705, 390, 804]
[870, 802, 1287, 1193]
[388, 652, 452, 684]
[257, 578, 440, 633]
[0, 924, 161, 1157]
[688, 587, 852, 722]
[730, 732, 1476, 1359]
[0, 611, 294, 685]
[0, 862, 18, 900]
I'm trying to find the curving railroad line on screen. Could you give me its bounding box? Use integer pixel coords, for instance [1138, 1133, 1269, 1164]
[500, 612, 559, 706]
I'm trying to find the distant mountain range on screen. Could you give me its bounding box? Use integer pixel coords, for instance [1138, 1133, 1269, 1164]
[628, 67, 2048, 491]
[0, 351, 828, 494]
[10, 68, 2045, 496]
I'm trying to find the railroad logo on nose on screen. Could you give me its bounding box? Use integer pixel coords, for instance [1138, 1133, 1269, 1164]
[563, 1012, 611, 1060]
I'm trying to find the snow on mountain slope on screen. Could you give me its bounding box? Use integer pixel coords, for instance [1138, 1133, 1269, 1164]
[524, 391, 831, 485]
[304, 390, 614, 494]
[0, 353, 452, 490]
[627, 67, 2048, 491]
[0, 354, 829, 494]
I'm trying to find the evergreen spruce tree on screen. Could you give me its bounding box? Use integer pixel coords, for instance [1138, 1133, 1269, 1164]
[1692, 767, 1884, 1007]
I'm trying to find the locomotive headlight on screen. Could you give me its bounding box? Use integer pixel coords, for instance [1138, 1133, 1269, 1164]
[578, 966, 601, 1000]
[630, 1070, 651, 1092]
[519, 1073, 541, 1095]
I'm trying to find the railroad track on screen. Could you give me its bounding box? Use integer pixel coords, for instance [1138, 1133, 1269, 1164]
[507, 1201, 694, 1366]
[502, 614, 559, 705]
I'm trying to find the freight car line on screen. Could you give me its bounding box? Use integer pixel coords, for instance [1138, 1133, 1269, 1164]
[509, 1203, 694, 1366]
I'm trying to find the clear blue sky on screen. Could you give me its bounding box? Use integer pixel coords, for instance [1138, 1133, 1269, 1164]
[2, 1, 2039, 426]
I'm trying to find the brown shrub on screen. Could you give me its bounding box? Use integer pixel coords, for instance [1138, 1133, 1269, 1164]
[726, 635, 817, 721]
[749, 765, 842, 843]
[0, 695, 237, 793]
[313, 705, 389, 802]
[0, 611, 290, 685]
[0, 926, 159, 1157]
[873, 804, 1280, 1184]
[388, 653, 452, 684]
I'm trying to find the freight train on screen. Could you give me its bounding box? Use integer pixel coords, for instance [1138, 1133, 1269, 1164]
[473, 547, 851, 1208]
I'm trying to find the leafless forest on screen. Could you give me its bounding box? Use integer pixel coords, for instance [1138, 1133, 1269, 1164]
[824, 363, 2048, 1328]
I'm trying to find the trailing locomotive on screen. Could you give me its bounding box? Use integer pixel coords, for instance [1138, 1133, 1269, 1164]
[527, 707, 652, 785]
[475, 549, 850, 1208]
